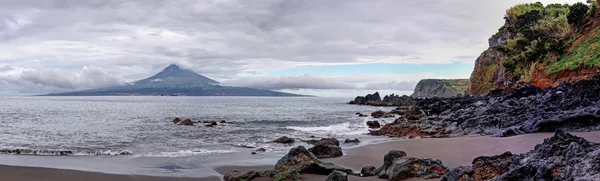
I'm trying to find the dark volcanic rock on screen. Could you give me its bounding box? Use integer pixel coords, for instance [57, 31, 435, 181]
[442, 130, 600, 180]
[172, 118, 181, 124]
[179, 118, 194, 126]
[350, 92, 414, 106]
[367, 121, 381, 128]
[274, 146, 353, 175]
[308, 142, 343, 159]
[307, 138, 340, 146]
[373, 150, 448, 180]
[344, 138, 360, 144]
[273, 136, 295, 144]
[360, 165, 377, 177]
[349, 92, 381, 105]
[223, 170, 258, 181]
[371, 110, 393, 118]
[325, 170, 348, 181]
[220, 120, 227, 123]
[209, 121, 218, 126]
[363, 74, 600, 138]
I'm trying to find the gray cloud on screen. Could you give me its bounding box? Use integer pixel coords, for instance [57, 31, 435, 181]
[0, 66, 124, 94]
[0, 0, 584, 94]
[361, 81, 419, 91]
[222, 74, 356, 90]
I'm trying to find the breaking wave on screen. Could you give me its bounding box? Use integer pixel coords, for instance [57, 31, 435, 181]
[0, 148, 133, 156]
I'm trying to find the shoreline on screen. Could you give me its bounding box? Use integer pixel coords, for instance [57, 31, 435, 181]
[4, 131, 600, 181]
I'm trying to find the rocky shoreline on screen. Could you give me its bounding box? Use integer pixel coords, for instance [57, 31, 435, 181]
[352, 74, 600, 139]
[223, 130, 600, 180]
[222, 75, 600, 180]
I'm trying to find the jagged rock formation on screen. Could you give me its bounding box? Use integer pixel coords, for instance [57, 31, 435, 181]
[442, 130, 600, 180]
[349, 92, 414, 106]
[46, 64, 304, 97]
[368, 74, 600, 138]
[468, 2, 600, 95]
[411, 79, 470, 98]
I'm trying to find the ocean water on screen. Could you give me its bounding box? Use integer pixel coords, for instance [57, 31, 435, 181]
[0, 96, 392, 158]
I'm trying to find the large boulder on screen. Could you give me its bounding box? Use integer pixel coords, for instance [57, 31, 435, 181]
[367, 121, 381, 128]
[325, 170, 348, 181]
[442, 130, 600, 180]
[371, 150, 448, 180]
[360, 165, 377, 177]
[273, 136, 295, 144]
[308, 142, 343, 159]
[274, 146, 353, 176]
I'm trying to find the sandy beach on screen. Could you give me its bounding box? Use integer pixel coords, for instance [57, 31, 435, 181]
[4, 131, 600, 181]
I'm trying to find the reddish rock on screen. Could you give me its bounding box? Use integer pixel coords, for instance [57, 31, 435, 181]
[531, 64, 598, 89]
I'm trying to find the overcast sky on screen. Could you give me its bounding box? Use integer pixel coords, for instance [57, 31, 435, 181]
[0, 0, 584, 97]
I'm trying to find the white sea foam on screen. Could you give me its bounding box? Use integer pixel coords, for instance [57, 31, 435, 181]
[142, 149, 236, 157]
[285, 122, 368, 136]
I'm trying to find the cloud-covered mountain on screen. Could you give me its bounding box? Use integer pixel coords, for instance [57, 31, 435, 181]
[45, 64, 304, 97]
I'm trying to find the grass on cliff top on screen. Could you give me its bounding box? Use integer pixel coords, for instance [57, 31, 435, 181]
[420, 79, 470, 95]
[548, 27, 600, 74]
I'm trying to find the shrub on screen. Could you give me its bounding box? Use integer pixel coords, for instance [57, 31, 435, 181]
[567, 2, 590, 27]
[503, 59, 517, 72]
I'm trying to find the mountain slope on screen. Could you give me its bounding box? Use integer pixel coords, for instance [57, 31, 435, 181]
[46, 64, 305, 97]
[411, 79, 470, 98]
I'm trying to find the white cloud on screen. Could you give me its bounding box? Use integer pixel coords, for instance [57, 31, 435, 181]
[0, 0, 586, 95]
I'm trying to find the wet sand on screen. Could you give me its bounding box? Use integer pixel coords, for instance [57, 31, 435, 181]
[5, 131, 600, 181]
[0, 164, 221, 181]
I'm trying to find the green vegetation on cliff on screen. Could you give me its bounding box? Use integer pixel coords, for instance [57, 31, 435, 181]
[411, 79, 470, 98]
[468, 1, 600, 95]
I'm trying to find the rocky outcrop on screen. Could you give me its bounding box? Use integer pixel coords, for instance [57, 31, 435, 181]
[172, 118, 181, 124]
[442, 130, 600, 180]
[349, 92, 414, 106]
[273, 136, 295, 144]
[368, 74, 600, 138]
[365, 150, 448, 180]
[411, 79, 470, 98]
[348, 92, 381, 105]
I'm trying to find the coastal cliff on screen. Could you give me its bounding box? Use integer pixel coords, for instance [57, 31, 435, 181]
[468, 1, 600, 95]
[411, 79, 469, 98]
